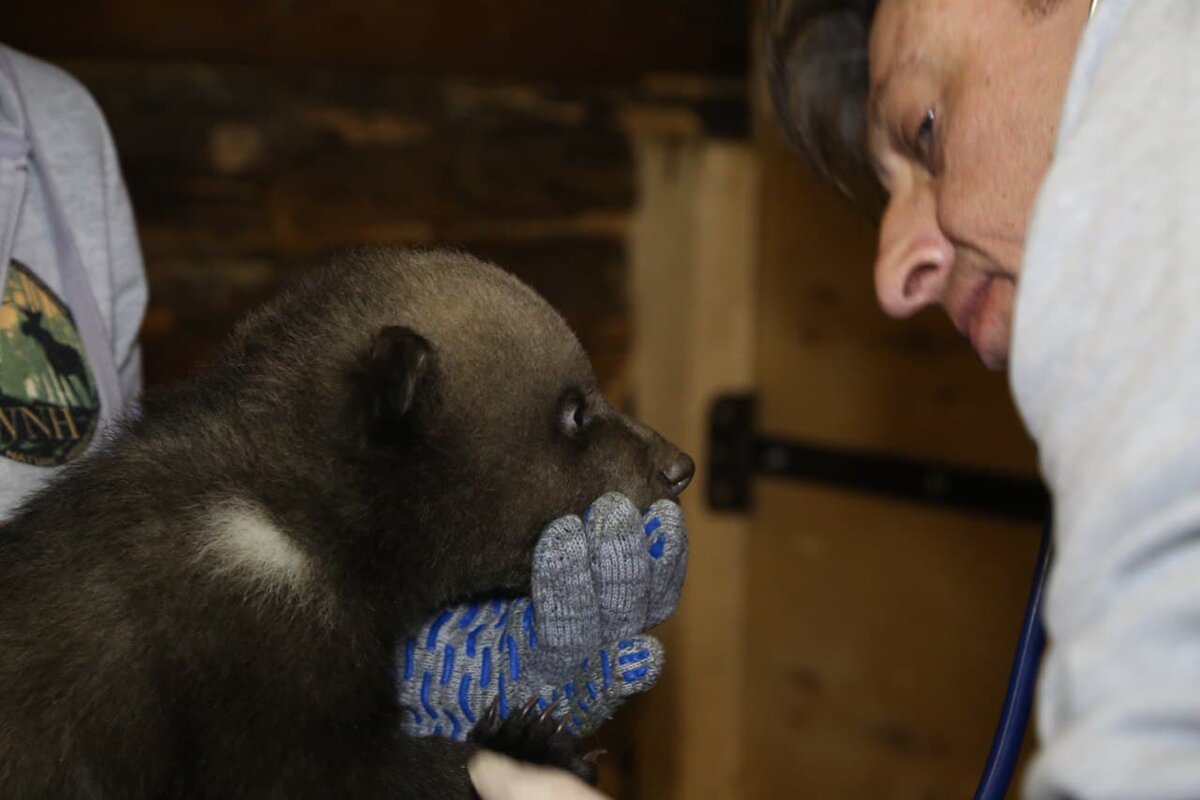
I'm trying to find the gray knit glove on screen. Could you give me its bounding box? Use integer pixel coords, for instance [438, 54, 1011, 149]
[397, 493, 687, 741]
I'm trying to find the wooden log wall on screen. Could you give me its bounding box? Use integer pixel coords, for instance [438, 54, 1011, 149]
[63, 63, 634, 390]
[7, 0, 748, 82]
[10, 0, 747, 394]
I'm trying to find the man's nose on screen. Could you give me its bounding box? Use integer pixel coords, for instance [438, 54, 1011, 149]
[874, 183, 954, 318]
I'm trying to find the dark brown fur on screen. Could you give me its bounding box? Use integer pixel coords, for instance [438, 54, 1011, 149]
[0, 247, 690, 798]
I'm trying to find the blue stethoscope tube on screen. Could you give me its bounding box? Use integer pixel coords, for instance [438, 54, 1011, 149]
[972, 525, 1053, 800]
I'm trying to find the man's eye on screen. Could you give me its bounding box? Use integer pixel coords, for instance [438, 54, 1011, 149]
[914, 108, 936, 164]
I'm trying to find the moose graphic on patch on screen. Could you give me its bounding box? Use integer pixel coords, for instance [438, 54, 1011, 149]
[0, 260, 98, 466]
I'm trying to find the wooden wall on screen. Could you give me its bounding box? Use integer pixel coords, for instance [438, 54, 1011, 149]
[73, 62, 639, 389]
[6, 1, 747, 82]
[10, 2, 747, 391]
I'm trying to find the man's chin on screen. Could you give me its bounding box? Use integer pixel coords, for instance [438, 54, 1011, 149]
[970, 322, 1011, 370]
[967, 278, 1015, 371]
[977, 347, 1008, 372]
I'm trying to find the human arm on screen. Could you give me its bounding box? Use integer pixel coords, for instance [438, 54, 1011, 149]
[1011, 1, 1200, 797]
[6, 46, 148, 410]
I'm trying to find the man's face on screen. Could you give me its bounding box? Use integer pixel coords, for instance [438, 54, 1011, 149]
[866, 0, 1088, 369]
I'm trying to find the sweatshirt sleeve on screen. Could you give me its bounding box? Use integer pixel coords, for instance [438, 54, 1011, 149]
[10, 46, 149, 408]
[97, 112, 146, 404]
[1011, 2, 1200, 798]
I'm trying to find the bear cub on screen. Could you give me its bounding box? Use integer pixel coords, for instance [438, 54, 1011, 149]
[0, 248, 693, 799]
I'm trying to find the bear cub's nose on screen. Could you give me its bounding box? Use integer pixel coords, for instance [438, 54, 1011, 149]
[661, 453, 695, 497]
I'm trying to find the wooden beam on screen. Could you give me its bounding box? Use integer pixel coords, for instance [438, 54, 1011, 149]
[628, 129, 760, 800]
[8, 0, 748, 82]
[67, 61, 637, 257]
[53, 60, 655, 390]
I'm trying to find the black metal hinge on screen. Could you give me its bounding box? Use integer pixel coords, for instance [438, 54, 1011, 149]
[706, 394, 1049, 522]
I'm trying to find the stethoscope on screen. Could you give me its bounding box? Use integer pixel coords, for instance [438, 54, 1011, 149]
[971, 526, 1051, 800]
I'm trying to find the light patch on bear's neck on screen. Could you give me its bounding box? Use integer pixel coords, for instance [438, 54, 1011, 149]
[198, 499, 331, 619]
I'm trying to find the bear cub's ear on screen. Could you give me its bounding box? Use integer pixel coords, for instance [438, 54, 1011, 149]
[353, 325, 435, 443]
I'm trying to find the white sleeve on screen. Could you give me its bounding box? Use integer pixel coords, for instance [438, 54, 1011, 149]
[10, 46, 149, 410]
[99, 117, 146, 406]
[468, 752, 610, 800]
[1011, 2, 1200, 798]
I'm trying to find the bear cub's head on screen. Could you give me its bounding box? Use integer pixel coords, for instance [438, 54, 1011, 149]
[223, 248, 693, 599]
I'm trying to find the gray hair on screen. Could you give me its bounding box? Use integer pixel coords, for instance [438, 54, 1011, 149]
[764, 0, 882, 206]
[764, 0, 1067, 206]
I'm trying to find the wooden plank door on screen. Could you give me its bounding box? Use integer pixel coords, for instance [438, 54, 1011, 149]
[740, 50, 1044, 800]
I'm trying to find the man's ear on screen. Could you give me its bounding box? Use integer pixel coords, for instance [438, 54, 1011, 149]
[355, 325, 435, 441]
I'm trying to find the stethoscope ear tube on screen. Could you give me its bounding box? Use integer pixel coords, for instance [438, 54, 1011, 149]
[972, 522, 1053, 800]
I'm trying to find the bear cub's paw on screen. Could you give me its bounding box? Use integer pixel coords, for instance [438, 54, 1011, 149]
[469, 698, 600, 785]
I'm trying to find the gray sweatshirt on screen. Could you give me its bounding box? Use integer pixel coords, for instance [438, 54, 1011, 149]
[0, 45, 146, 518]
[1012, 1, 1200, 797]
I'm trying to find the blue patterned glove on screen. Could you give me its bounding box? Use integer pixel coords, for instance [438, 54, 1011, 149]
[397, 493, 687, 740]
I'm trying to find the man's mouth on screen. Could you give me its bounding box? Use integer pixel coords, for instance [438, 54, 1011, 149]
[950, 275, 1000, 364]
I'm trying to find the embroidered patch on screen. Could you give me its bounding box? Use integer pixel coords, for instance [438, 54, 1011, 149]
[0, 260, 98, 466]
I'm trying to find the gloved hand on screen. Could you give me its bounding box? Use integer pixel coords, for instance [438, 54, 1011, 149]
[396, 493, 687, 741]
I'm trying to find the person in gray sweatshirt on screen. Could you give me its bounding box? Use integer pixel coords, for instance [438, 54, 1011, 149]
[473, 0, 1200, 797]
[0, 44, 147, 518]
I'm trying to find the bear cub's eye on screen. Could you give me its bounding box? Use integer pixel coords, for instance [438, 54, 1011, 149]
[558, 391, 590, 438]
